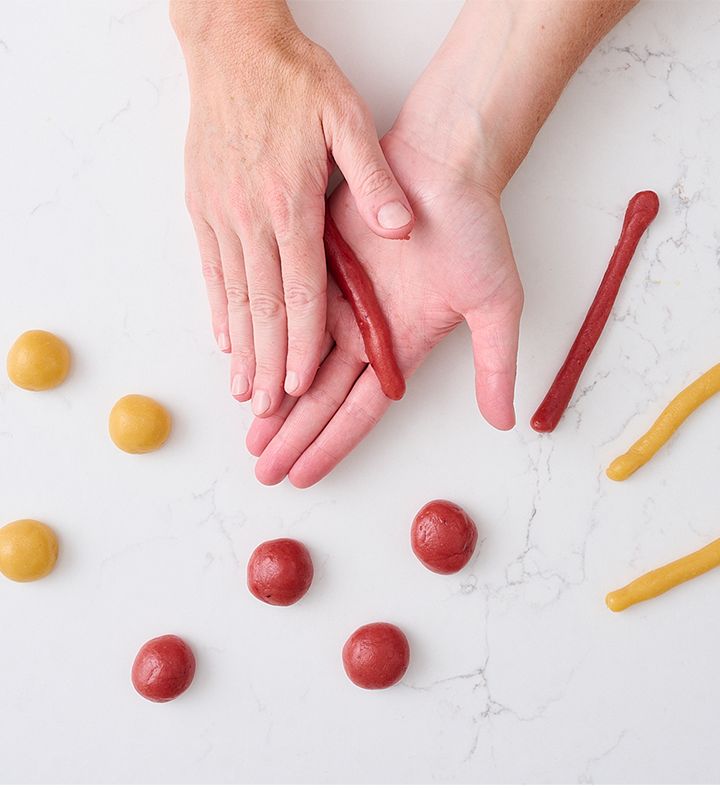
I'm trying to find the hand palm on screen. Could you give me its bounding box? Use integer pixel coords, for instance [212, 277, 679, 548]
[247, 132, 523, 487]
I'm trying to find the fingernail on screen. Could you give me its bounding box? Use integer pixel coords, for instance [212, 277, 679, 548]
[377, 201, 411, 230]
[231, 373, 248, 397]
[284, 371, 299, 394]
[217, 333, 230, 352]
[252, 389, 270, 416]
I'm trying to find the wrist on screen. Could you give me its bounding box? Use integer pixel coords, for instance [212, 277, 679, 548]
[391, 79, 511, 197]
[171, 0, 306, 98]
[392, 0, 638, 196]
[390, 1, 527, 195]
[170, 0, 296, 57]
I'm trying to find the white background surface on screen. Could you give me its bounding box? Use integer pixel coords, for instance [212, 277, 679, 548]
[1, 0, 720, 784]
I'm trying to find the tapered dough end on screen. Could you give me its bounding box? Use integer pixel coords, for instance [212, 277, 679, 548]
[377, 366, 405, 400]
[606, 461, 627, 482]
[383, 379, 405, 401]
[530, 406, 556, 432]
[605, 591, 628, 612]
[630, 190, 660, 219]
[606, 453, 638, 482]
[530, 417, 552, 433]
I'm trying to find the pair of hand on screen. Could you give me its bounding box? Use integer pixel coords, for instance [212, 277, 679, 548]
[245, 129, 523, 487]
[174, 3, 523, 486]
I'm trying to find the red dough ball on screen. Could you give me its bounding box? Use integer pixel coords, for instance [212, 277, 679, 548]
[247, 538, 313, 606]
[411, 499, 478, 574]
[342, 623, 410, 690]
[131, 634, 196, 703]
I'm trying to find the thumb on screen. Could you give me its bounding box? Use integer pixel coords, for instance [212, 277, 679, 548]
[464, 282, 523, 431]
[330, 106, 414, 239]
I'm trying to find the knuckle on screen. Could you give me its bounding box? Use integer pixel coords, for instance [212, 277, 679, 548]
[272, 206, 325, 246]
[284, 276, 325, 312]
[225, 281, 250, 307]
[231, 346, 254, 365]
[286, 338, 308, 360]
[334, 93, 368, 129]
[201, 259, 224, 285]
[357, 165, 394, 198]
[249, 291, 284, 322]
[254, 358, 283, 378]
[305, 387, 340, 412]
[228, 196, 252, 228]
[286, 331, 321, 362]
[345, 399, 379, 427]
[265, 186, 292, 233]
[312, 438, 340, 464]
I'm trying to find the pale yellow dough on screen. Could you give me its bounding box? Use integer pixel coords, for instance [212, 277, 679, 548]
[109, 394, 172, 453]
[6, 330, 71, 390]
[0, 519, 59, 582]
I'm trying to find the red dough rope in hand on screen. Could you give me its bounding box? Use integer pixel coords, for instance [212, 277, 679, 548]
[323, 214, 406, 400]
[531, 190, 659, 433]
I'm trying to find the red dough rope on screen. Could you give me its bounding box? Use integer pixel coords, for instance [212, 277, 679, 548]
[323, 214, 406, 400]
[531, 190, 659, 433]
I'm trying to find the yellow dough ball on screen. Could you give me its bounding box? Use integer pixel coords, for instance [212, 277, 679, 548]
[0, 519, 59, 582]
[6, 330, 71, 390]
[109, 394, 172, 454]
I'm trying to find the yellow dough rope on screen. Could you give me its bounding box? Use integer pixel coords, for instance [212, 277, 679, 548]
[607, 363, 720, 481]
[606, 537, 720, 612]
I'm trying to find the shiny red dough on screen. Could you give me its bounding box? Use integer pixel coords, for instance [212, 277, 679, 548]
[342, 622, 410, 690]
[411, 499, 478, 574]
[324, 214, 405, 400]
[131, 634, 196, 703]
[531, 190, 660, 432]
[247, 538, 314, 606]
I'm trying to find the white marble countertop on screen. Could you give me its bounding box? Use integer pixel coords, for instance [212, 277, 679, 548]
[2, 0, 720, 783]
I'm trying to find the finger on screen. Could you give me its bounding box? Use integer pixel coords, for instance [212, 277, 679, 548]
[246, 332, 335, 457]
[464, 286, 523, 431]
[275, 199, 327, 397]
[242, 231, 287, 418]
[330, 103, 414, 240]
[191, 216, 229, 352]
[288, 367, 391, 489]
[254, 347, 366, 486]
[246, 394, 297, 458]
[217, 232, 254, 401]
